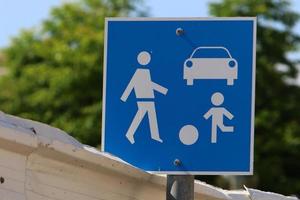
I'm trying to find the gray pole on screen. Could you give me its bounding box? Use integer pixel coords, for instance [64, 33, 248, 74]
[166, 175, 194, 200]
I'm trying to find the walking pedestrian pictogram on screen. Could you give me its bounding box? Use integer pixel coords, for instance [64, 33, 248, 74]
[120, 51, 168, 144]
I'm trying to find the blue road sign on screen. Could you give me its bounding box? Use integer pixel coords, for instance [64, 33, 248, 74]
[102, 18, 256, 174]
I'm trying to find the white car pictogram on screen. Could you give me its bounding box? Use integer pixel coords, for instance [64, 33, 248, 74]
[183, 46, 238, 86]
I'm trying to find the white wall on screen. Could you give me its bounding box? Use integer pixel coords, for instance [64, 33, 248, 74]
[0, 111, 298, 200]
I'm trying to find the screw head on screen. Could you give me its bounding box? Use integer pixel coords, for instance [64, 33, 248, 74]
[174, 159, 181, 166]
[176, 28, 184, 36]
[0, 177, 4, 184]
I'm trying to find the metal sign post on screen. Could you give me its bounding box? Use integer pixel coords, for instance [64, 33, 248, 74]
[166, 175, 194, 200]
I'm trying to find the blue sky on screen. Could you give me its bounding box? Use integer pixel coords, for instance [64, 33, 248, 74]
[0, 0, 299, 48]
[0, 0, 60, 47]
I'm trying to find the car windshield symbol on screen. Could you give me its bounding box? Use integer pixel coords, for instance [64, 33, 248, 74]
[183, 46, 238, 86]
[192, 47, 231, 58]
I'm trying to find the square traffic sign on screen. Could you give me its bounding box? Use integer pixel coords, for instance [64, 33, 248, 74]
[102, 18, 256, 174]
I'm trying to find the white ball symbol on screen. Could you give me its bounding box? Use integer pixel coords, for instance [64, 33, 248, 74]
[179, 125, 199, 145]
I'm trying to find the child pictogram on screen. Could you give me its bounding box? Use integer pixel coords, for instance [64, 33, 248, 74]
[204, 92, 234, 143]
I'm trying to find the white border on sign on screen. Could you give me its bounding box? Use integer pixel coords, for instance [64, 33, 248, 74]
[250, 18, 257, 175]
[106, 17, 257, 21]
[101, 19, 108, 152]
[101, 17, 257, 175]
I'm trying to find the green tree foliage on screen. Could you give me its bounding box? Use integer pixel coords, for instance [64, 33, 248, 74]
[0, 0, 142, 146]
[205, 0, 300, 195]
[0, 52, 4, 64]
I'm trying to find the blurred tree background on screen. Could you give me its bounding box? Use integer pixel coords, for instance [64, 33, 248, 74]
[0, 0, 299, 196]
[0, 0, 144, 146]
